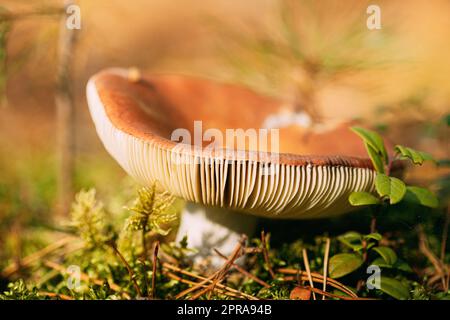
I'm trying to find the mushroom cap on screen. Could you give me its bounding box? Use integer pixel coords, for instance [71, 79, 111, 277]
[87, 68, 397, 219]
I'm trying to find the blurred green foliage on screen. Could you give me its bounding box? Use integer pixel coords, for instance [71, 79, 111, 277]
[210, 0, 398, 121]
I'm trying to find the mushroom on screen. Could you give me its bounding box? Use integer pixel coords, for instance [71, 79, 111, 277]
[86, 68, 398, 263]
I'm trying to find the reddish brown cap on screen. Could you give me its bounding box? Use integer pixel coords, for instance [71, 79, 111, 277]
[87, 68, 395, 218]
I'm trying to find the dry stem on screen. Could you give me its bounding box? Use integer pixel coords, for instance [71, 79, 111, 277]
[302, 249, 317, 300]
[152, 241, 160, 299]
[214, 248, 271, 288]
[322, 238, 331, 300]
[109, 243, 143, 297]
[261, 231, 275, 279]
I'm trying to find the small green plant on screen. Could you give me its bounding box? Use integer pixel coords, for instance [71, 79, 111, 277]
[68, 185, 179, 298]
[125, 185, 178, 236]
[328, 231, 412, 300]
[348, 126, 439, 232]
[70, 189, 116, 249]
[323, 126, 444, 300]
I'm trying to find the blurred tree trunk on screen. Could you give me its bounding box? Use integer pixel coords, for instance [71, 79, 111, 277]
[55, 0, 77, 217]
[0, 8, 10, 107]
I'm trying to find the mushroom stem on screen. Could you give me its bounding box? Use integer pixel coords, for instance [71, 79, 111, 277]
[176, 203, 258, 266]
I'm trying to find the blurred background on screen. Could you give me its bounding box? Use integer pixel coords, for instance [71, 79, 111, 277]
[0, 0, 449, 273]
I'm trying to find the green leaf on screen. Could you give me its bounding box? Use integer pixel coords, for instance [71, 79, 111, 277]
[375, 173, 390, 196]
[379, 276, 410, 300]
[328, 253, 364, 278]
[371, 258, 413, 272]
[338, 232, 363, 251]
[371, 257, 391, 269]
[373, 246, 397, 265]
[348, 192, 380, 206]
[351, 127, 389, 165]
[375, 173, 406, 204]
[366, 144, 386, 173]
[364, 233, 382, 241]
[404, 186, 439, 208]
[339, 231, 362, 242]
[394, 145, 435, 165]
[388, 177, 406, 204]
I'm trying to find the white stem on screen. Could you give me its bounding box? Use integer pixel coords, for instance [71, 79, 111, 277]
[176, 202, 258, 266]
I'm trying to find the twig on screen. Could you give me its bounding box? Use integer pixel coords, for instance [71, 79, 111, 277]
[214, 248, 271, 288]
[370, 204, 383, 234]
[164, 272, 241, 299]
[417, 225, 448, 290]
[261, 231, 275, 279]
[157, 247, 179, 266]
[192, 237, 246, 300]
[55, 0, 78, 216]
[38, 291, 73, 300]
[278, 268, 357, 298]
[173, 261, 221, 299]
[322, 238, 331, 300]
[163, 262, 257, 300]
[196, 240, 244, 300]
[244, 247, 263, 254]
[164, 271, 257, 300]
[175, 236, 246, 299]
[141, 226, 150, 296]
[418, 225, 446, 273]
[108, 243, 143, 297]
[1, 236, 78, 278]
[441, 207, 450, 292]
[295, 268, 304, 286]
[152, 241, 160, 299]
[370, 215, 377, 234]
[302, 249, 317, 300]
[362, 239, 368, 263]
